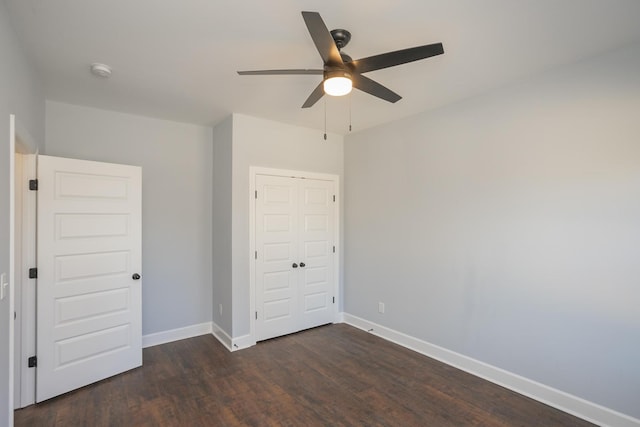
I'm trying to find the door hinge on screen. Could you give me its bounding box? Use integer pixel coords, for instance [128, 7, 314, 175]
[333, 195, 335, 202]
[333, 246, 336, 253]
[255, 311, 258, 320]
[333, 297, 335, 304]
[28, 356, 37, 368]
[254, 251, 257, 260]
[29, 268, 37, 279]
[255, 190, 257, 199]
[29, 179, 38, 191]
[14, 312, 16, 320]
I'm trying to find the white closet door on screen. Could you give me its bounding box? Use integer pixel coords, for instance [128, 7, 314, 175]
[255, 173, 336, 342]
[255, 175, 299, 341]
[36, 155, 142, 402]
[298, 179, 335, 329]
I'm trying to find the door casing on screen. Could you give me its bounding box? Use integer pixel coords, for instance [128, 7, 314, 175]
[13, 152, 37, 409]
[249, 167, 340, 345]
[10, 114, 38, 414]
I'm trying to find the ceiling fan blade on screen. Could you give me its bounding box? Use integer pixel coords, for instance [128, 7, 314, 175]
[352, 74, 402, 103]
[238, 69, 323, 75]
[352, 42, 444, 74]
[302, 82, 325, 108]
[301, 11, 343, 66]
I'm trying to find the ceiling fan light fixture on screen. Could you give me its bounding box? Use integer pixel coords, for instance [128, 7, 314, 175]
[323, 70, 352, 96]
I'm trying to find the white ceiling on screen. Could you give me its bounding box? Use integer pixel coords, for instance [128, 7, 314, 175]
[6, 0, 640, 134]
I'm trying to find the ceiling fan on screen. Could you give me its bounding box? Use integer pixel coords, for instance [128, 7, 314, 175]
[238, 11, 444, 108]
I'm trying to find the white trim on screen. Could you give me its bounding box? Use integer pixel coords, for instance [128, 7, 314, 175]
[331, 181, 341, 324]
[12, 152, 22, 410]
[249, 166, 341, 345]
[8, 114, 16, 427]
[211, 321, 232, 351]
[212, 322, 255, 352]
[250, 166, 339, 182]
[342, 313, 640, 427]
[142, 322, 213, 349]
[249, 169, 256, 342]
[231, 334, 254, 351]
[12, 116, 38, 410]
[18, 154, 36, 408]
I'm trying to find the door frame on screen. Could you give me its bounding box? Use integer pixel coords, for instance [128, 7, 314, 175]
[9, 115, 38, 416]
[15, 152, 36, 409]
[12, 152, 33, 409]
[249, 167, 340, 346]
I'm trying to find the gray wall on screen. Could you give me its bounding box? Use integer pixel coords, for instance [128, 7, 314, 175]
[0, 1, 44, 423]
[344, 44, 640, 418]
[231, 114, 344, 337]
[45, 101, 213, 335]
[212, 115, 233, 334]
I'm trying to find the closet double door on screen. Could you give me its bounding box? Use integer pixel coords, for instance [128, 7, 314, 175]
[255, 174, 336, 342]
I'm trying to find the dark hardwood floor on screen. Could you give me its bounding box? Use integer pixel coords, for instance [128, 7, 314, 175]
[15, 324, 595, 426]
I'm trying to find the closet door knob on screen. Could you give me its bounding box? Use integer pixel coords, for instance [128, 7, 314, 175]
[299, 262, 306, 267]
[292, 263, 298, 268]
[132, 273, 141, 280]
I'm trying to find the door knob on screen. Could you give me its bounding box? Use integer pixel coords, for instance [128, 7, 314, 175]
[132, 273, 141, 280]
[292, 263, 298, 268]
[299, 262, 306, 267]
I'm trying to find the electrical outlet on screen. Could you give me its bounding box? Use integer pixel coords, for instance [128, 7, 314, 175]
[0, 273, 7, 300]
[219, 304, 223, 316]
[378, 302, 385, 314]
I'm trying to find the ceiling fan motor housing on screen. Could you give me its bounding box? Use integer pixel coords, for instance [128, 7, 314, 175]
[324, 69, 352, 81]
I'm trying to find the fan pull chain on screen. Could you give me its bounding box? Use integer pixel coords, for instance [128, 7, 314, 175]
[324, 98, 327, 141]
[349, 92, 352, 132]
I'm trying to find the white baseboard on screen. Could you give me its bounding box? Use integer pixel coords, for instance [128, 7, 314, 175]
[211, 321, 255, 352]
[341, 313, 640, 427]
[231, 334, 254, 351]
[211, 321, 232, 351]
[142, 322, 212, 348]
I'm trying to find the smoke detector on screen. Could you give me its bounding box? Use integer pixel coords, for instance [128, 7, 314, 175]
[90, 63, 112, 78]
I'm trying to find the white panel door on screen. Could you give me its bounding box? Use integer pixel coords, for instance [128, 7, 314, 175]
[36, 155, 142, 402]
[298, 179, 335, 329]
[255, 175, 299, 341]
[255, 174, 335, 342]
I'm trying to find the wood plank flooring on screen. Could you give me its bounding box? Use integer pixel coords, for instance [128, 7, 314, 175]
[15, 324, 595, 426]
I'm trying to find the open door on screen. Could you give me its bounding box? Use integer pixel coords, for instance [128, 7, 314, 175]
[36, 155, 142, 402]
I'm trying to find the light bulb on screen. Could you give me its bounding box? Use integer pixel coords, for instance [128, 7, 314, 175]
[323, 76, 352, 96]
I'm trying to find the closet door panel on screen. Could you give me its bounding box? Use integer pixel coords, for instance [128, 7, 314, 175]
[255, 175, 299, 341]
[298, 179, 335, 329]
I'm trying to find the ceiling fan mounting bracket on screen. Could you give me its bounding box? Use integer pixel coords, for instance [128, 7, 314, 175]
[330, 29, 351, 50]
